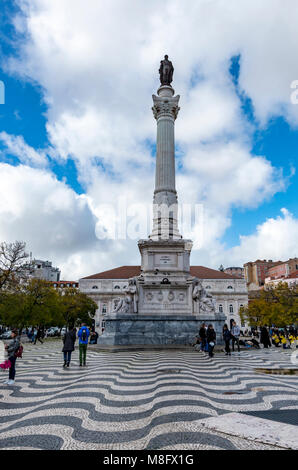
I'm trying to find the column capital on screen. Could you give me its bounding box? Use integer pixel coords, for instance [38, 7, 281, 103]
[152, 94, 180, 121]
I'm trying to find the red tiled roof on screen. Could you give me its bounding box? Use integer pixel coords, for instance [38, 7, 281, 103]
[82, 265, 240, 280]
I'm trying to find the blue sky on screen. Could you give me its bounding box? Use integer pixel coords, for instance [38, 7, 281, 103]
[0, 0, 297, 278]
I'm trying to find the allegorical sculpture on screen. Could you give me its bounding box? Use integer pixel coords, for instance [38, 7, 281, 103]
[159, 55, 174, 86]
[192, 280, 216, 314]
[113, 279, 138, 314]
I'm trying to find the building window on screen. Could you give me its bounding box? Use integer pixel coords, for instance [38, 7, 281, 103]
[92, 286, 98, 289]
[227, 286, 233, 290]
[102, 304, 107, 314]
[229, 304, 234, 313]
[219, 304, 223, 313]
[205, 285, 211, 289]
[114, 285, 120, 289]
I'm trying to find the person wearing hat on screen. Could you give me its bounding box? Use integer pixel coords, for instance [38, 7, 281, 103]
[4, 329, 20, 385]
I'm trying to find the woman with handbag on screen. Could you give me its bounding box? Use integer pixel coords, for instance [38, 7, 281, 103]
[222, 324, 232, 356]
[4, 329, 21, 385]
[207, 324, 216, 358]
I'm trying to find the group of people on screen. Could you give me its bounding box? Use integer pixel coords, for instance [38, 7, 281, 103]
[194, 323, 217, 357]
[194, 323, 298, 356]
[194, 321, 242, 358]
[1, 323, 98, 385]
[62, 323, 92, 367]
[270, 327, 297, 349]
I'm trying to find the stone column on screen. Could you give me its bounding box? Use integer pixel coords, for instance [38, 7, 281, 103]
[150, 85, 182, 240]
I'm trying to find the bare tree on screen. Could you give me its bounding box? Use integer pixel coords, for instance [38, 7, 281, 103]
[0, 241, 28, 290]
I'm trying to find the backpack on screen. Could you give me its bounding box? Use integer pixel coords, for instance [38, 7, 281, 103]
[81, 328, 87, 342]
[14, 344, 23, 358]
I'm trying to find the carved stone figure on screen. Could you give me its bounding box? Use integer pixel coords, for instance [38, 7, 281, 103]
[192, 280, 216, 314]
[113, 296, 131, 313]
[127, 278, 138, 313]
[159, 55, 174, 86]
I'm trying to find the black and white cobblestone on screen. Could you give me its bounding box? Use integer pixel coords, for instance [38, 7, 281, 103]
[0, 341, 297, 450]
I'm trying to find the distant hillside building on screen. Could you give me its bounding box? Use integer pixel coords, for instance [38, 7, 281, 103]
[265, 270, 298, 288]
[223, 267, 244, 278]
[244, 259, 281, 290]
[22, 259, 61, 282]
[244, 258, 298, 290]
[266, 258, 298, 281]
[264, 258, 298, 287]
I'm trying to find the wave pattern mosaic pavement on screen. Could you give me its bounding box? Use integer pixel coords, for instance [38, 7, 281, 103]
[0, 341, 297, 450]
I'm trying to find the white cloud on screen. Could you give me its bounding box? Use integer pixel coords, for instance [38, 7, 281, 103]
[225, 209, 298, 265]
[0, 131, 48, 167]
[0, 0, 296, 277]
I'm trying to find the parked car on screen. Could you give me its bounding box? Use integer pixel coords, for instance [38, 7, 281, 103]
[0, 330, 12, 340]
[46, 327, 60, 337]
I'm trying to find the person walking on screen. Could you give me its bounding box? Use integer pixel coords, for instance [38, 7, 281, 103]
[199, 323, 207, 352]
[231, 321, 241, 352]
[78, 323, 90, 367]
[222, 324, 232, 356]
[62, 326, 76, 367]
[207, 324, 216, 358]
[4, 329, 21, 385]
[34, 327, 44, 345]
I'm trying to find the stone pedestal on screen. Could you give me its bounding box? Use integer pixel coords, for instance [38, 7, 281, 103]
[98, 313, 226, 346]
[137, 238, 193, 315]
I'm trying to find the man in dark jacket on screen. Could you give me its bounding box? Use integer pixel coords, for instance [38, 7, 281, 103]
[34, 327, 44, 345]
[62, 327, 76, 367]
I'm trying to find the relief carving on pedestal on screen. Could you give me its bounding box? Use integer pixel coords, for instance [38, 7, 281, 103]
[157, 291, 164, 302]
[168, 291, 175, 302]
[146, 292, 153, 301]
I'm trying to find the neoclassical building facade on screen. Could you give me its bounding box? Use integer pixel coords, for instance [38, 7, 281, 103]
[79, 265, 248, 333]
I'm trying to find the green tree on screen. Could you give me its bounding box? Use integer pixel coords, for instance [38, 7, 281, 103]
[57, 288, 97, 328]
[0, 278, 60, 330]
[240, 282, 298, 327]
